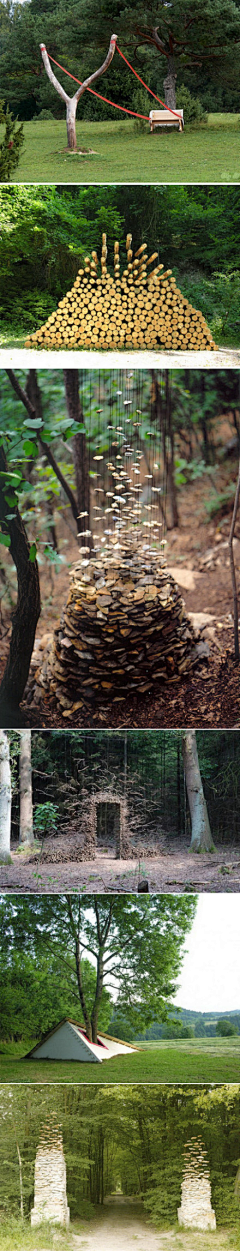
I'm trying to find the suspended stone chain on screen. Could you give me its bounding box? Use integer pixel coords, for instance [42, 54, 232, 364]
[25, 233, 217, 352]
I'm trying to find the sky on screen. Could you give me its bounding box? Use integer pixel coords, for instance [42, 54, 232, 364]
[174, 894, 240, 1013]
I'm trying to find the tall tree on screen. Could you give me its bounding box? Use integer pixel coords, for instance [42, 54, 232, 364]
[19, 730, 33, 845]
[0, 442, 41, 726]
[0, 729, 11, 862]
[182, 731, 215, 852]
[101, 0, 240, 109]
[1, 893, 196, 1043]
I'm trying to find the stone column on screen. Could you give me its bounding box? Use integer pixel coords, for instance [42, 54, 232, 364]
[178, 1138, 216, 1231]
[31, 1118, 70, 1227]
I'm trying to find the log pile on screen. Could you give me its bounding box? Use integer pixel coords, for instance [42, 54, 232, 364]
[25, 232, 217, 352]
[178, 1138, 216, 1231]
[29, 542, 204, 714]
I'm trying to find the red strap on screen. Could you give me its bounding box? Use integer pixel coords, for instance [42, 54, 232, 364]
[48, 54, 149, 119]
[116, 44, 182, 120]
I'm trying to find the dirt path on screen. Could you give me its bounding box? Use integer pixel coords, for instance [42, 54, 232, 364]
[1, 844, 240, 893]
[71, 1200, 164, 1251]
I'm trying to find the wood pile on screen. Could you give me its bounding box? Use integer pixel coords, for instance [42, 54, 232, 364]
[31, 1119, 70, 1228]
[30, 543, 204, 714]
[25, 232, 217, 352]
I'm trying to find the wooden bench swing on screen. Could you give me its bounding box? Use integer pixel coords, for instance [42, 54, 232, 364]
[149, 109, 184, 132]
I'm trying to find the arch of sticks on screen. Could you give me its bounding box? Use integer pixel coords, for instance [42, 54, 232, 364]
[25, 232, 217, 352]
[78, 788, 132, 858]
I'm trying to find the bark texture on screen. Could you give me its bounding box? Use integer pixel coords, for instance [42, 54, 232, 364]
[0, 446, 41, 723]
[40, 35, 117, 150]
[19, 729, 34, 844]
[182, 731, 215, 852]
[0, 729, 12, 862]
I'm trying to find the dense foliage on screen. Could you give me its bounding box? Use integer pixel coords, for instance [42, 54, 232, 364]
[1, 0, 240, 119]
[0, 892, 196, 1042]
[0, 1084, 240, 1229]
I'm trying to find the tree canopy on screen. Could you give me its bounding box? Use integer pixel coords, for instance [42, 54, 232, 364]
[0, 892, 196, 1042]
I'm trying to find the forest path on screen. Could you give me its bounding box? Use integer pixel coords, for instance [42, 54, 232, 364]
[71, 1200, 166, 1251]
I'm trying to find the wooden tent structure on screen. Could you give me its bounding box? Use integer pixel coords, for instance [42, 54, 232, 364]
[25, 1018, 138, 1063]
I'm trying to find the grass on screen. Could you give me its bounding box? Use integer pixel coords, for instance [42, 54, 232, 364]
[1, 1037, 240, 1083]
[1, 1219, 240, 1251]
[1, 115, 240, 184]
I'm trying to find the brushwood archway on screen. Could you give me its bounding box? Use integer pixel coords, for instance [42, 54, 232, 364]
[79, 789, 131, 859]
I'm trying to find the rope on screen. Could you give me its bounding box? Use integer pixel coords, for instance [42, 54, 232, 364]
[116, 44, 182, 120]
[47, 48, 182, 122]
[48, 55, 149, 119]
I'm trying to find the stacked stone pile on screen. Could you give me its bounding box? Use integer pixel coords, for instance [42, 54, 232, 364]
[31, 1117, 70, 1228]
[178, 1138, 216, 1231]
[29, 543, 204, 713]
[25, 232, 217, 352]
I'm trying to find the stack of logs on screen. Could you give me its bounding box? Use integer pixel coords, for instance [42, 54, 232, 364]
[30, 543, 202, 715]
[178, 1138, 216, 1231]
[25, 232, 217, 352]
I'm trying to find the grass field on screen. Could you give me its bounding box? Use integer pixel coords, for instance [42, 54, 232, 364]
[1, 115, 240, 184]
[1, 1218, 240, 1251]
[1, 1036, 240, 1084]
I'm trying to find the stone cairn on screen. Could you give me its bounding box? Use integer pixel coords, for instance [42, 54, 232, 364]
[178, 1138, 216, 1231]
[31, 1115, 70, 1228]
[25, 231, 217, 352]
[29, 541, 202, 715]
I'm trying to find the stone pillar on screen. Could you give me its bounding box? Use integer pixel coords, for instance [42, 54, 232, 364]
[178, 1138, 216, 1231]
[31, 1118, 70, 1228]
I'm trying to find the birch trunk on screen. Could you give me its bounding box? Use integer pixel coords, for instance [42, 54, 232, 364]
[19, 729, 34, 844]
[182, 731, 215, 852]
[0, 729, 12, 862]
[40, 35, 117, 151]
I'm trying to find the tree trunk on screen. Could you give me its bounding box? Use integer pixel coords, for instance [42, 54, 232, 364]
[0, 447, 41, 725]
[64, 369, 93, 550]
[40, 35, 117, 151]
[19, 730, 34, 845]
[182, 731, 215, 852]
[0, 730, 12, 862]
[163, 57, 177, 109]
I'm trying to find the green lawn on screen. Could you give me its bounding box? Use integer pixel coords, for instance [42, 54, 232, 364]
[1, 1037, 240, 1083]
[2, 116, 240, 183]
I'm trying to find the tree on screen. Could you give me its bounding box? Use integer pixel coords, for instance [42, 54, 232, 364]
[0, 893, 196, 1043]
[0, 101, 24, 180]
[0, 442, 41, 726]
[19, 731, 33, 845]
[216, 1018, 239, 1036]
[182, 731, 215, 852]
[0, 730, 11, 862]
[40, 34, 117, 149]
[101, 0, 240, 109]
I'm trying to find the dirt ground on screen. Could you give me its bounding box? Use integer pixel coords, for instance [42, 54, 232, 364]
[1, 838, 240, 893]
[1, 414, 240, 729]
[48, 1201, 236, 1251]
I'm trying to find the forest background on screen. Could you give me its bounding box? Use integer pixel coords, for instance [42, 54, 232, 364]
[0, 186, 240, 348]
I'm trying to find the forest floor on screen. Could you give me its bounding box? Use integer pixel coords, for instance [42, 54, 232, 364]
[2, 115, 240, 185]
[1, 1038, 240, 1083]
[1, 840, 240, 893]
[1, 416, 240, 730]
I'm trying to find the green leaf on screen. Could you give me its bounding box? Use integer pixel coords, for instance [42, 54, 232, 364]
[0, 533, 10, 547]
[23, 440, 38, 456]
[0, 471, 22, 485]
[23, 418, 43, 429]
[29, 542, 37, 562]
